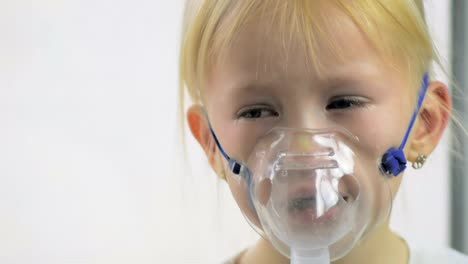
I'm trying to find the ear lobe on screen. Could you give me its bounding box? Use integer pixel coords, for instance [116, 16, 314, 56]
[407, 81, 452, 162]
[187, 105, 225, 177]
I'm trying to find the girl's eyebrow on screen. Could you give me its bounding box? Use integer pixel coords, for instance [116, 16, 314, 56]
[320, 61, 382, 83]
[228, 81, 278, 96]
[224, 60, 382, 97]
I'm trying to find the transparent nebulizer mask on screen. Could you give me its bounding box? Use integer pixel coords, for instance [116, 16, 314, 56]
[208, 74, 430, 264]
[221, 128, 390, 264]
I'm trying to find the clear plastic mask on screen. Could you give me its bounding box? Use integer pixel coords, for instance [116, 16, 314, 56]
[225, 127, 391, 263]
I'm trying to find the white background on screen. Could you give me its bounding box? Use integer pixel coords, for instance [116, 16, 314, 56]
[0, 0, 453, 263]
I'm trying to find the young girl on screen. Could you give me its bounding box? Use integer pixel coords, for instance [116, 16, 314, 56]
[179, 1, 468, 263]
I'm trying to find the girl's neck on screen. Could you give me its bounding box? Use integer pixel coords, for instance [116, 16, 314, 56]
[239, 224, 409, 264]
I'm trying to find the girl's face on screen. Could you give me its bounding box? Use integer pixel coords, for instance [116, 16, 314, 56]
[202, 12, 416, 209]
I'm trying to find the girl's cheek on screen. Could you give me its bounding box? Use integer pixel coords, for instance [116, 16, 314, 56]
[219, 121, 275, 161]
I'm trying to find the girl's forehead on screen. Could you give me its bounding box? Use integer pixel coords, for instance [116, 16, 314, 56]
[209, 10, 389, 87]
[184, 0, 432, 105]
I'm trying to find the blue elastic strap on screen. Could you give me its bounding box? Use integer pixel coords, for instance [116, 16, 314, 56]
[381, 73, 430, 176]
[209, 126, 230, 161]
[209, 126, 254, 210]
[209, 126, 243, 175]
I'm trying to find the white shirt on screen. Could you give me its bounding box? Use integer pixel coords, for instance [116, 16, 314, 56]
[224, 243, 468, 263]
[409, 245, 468, 264]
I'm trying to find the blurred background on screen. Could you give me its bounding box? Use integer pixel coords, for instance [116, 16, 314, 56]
[0, 0, 467, 263]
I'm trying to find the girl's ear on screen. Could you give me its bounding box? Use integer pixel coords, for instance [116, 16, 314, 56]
[187, 105, 226, 178]
[407, 81, 452, 162]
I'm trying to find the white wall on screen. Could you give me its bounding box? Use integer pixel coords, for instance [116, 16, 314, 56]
[0, 1, 452, 263]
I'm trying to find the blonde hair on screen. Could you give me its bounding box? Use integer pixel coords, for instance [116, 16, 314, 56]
[179, 0, 439, 111]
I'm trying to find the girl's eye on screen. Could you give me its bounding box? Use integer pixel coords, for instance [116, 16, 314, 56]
[326, 96, 366, 110]
[237, 106, 279, 119]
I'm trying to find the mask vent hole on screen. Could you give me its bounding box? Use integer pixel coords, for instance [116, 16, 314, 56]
[338, 174, 360, 204]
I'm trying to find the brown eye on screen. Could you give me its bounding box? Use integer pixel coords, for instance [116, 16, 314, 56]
[326, 97, 365, 110]
[238, 107, 279, 119]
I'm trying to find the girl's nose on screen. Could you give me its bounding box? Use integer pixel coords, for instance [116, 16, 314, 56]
[285, 107, 330, 130]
